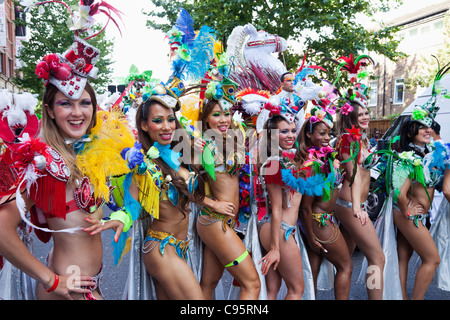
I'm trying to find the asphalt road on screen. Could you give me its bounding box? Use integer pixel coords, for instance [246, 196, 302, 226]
[31, 227, 450, 301]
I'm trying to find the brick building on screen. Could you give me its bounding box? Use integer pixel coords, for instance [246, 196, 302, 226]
[0, 0, 20, 92]
[368, 1, 449, 122]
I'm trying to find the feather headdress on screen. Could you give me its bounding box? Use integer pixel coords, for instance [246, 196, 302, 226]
[146, 9, 216, 111]
[411, 58, 450, 127]
[336, 53, 373, 84]
[294, 50, 326, 85]
[34, 0, 122, 100]
[166, 9, 216, 83]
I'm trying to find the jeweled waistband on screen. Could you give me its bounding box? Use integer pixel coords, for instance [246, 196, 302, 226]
[199, 206, 237, 232]
[143, 229, 190, 261]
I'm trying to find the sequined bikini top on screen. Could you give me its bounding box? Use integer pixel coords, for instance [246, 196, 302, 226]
[144, 157, 198, 208]
[204, 139, 244, 176]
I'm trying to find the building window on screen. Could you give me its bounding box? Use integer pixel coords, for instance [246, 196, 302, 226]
[409, 28, 418, 37]
[0, 53, 4, 75]
[394, 78, 405, 105]
[434, 20, 444, 30]
[368, 81, 378, 107]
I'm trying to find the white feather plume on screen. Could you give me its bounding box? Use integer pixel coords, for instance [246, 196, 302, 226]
[13, 92, 39, 114]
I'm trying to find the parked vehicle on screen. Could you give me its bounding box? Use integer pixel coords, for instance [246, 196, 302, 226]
[366, 74, 450, 220]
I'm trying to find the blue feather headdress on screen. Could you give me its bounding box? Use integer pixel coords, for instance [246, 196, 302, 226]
[166, 10, 216, 87]
[144, 9, 216, 111]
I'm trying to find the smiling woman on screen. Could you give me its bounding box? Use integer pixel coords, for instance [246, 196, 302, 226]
[0, 0, 132, 301]
[46, 90, 95, 140]
[141, 102, 177, 144]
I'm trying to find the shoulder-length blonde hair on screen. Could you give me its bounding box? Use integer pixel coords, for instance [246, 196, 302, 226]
[41, 82, 98, 185]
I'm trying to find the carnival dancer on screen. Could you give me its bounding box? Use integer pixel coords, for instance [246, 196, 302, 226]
[333, 54, 385, 299]
[0, 0, 126, 300]
[389, 120, 440, 299]
[297, 100, 353, 300]
[414, 63, 450, 294]
[193, 80, 261, 299]
[90, 9, 216, 300]
[255, 96, 308, 300]
[135, 88, 206, 299]
[391, 64, 449, 299]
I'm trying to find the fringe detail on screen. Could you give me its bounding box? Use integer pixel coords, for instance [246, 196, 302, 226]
[29, 173, 67, 219]
[136, 172, 160, 219]
[17, 178, 82, 235]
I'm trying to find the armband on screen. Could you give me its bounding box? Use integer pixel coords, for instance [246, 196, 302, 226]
[109, 210, 132, 232]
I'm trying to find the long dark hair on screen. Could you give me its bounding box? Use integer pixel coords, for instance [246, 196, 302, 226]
[198, 98, 244, 162]
[297, 118, 326, 164]
[336, 101, 360, 135]
[398, 118, 429, 157]
[136, 99, 205, 216]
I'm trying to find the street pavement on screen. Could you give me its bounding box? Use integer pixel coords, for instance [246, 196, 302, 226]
[31, 229, 450, 300]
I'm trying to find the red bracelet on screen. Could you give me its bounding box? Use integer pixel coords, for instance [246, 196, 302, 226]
[46, 274, 59, 293]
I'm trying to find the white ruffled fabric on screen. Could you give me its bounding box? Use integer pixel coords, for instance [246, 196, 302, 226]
[414, 196, 450, 291]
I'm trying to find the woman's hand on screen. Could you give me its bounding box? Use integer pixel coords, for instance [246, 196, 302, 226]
[307, 237, 328, 255]
[258, 249, 280, 275]
[353, 209, 369, 226]
[406, 199, 425, 217]
[47, 274, 97, 300]
[83, 216, 124, 243]
[193, 138, 206, 154]
[211, 200, 236, 217]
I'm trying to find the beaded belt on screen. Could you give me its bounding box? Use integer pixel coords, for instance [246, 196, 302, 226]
[198, 206, 237, 232]
[312, 212, 334, 226]
[142, 229, 190, 261]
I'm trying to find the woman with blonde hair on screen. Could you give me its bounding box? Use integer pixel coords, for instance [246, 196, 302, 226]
[0, 1, 126, 300]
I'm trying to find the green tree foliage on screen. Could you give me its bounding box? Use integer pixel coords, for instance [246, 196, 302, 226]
[144, 0, 406, 76]
[13, 0, 114, 99]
